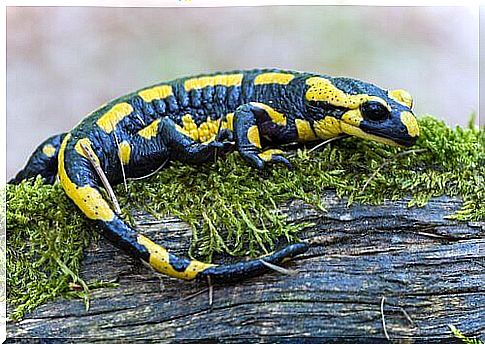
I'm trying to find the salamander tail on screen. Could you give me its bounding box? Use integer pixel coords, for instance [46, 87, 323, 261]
[103, 215, 309, 283]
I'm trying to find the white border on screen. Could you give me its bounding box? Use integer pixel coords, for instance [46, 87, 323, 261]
[3, 0, 483, 7]
[0, 1, 7, 343]
[1, 1, 6, 342]
[1, 1, 481, 341]
[479, 5, 482, 127]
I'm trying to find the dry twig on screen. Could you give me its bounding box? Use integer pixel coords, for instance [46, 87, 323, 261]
[381, 296, 390, 340]
[80, 142, 121, 214]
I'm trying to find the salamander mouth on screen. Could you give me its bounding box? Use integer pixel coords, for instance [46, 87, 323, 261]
[371, 127, 418, 147]
[340, 122, 416, 147]
[385, 135, 417, 147]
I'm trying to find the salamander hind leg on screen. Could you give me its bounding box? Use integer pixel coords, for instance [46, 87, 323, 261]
[9, 132, 67, 185]
[233, 103, 292, 170]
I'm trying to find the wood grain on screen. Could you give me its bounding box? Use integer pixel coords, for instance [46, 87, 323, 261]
[7, 193, 485, 342]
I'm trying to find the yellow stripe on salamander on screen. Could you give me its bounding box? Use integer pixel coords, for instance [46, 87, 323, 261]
[184, 74, 243, 91]
[247, 125, 262, 149]
[400, 111, 419, 137]
[96, 102, 133, 134]
[389, 89, 413, 109]
[74, 138, 101, 165]
[258, 149, 284, 162]
[340, 122, 400, 147]
[306, 77, 390, 111]
[254, 72, 295, 85]
[138, 119, 161, 139]
[313, 116, 342, 139]
[137, 234, 215, 280]
[138, 85, 173, 103]
[341, 109, 363, 127]
[225, 113, 234, 131]
[250, 102, 287, 126]
[118, 141, 132, 165]
[58, 134, 115, 221]
[295, 119, 317, 142]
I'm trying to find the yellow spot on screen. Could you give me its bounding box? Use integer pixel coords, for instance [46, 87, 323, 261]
[58, 134, 115, 221]
[258, 149, 284, 162]
[340, 122, 400, 146]
[181, 114, 199, 141]
[198, 117, 220, 143]
[42, 144, 56, 158]
[254, 72, 295, 85]
[74, 138, 100, 166]
[201, 136, 217, 145]
[225, 113, 234, 131]
[137, 235, 215, 280]
[175, 124, 192, 138]
[313, 116, 342, 139]
[247, 125, 262, 148]
[341, 109, 363, 127]
[250, 102, 287, 126]
[138, 85, 173, 102]
[96, 102, 133, 134]
[179, 115, 228, 143]
[138, 119, 161, 139]
[389, 89, 413, 108]
[118, 141, 131, 165]
[305, 77, 389, 110]
[401, 111, 419, 137]
[295, 119, 317, 142]
[184, 74, 243, 91]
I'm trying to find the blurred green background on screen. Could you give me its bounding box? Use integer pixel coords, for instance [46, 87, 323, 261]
[6, 6, 478, 179]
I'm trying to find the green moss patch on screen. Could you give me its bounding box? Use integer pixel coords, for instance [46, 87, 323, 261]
[6, 115, 484, 320]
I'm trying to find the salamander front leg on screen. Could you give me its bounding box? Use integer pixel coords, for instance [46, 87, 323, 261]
[159, 117, 235, 164]
[233, 103, 292, 170]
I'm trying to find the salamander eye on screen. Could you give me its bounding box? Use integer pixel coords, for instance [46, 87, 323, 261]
[360, 101, 390, 122]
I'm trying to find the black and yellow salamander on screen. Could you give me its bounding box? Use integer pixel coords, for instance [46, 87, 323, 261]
[10, 68, 419, 283]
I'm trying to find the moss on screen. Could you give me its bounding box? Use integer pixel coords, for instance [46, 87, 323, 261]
[6, 115, 484, 320]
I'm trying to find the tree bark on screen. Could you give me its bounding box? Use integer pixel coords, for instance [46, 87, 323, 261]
[7, 193, 485, 342]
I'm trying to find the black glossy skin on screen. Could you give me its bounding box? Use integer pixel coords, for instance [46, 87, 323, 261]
[198, 243, 309, 283]
[10, 68, 418, 283]
[11, 133, 66, 185]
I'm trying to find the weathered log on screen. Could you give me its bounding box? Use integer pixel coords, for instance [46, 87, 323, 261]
[6, 193, 485, 342]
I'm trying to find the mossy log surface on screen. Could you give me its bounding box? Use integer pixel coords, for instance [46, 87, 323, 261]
[7, 193, 484, 342]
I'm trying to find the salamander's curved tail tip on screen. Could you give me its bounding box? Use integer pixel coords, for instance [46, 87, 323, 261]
[197, 242, 309, 283]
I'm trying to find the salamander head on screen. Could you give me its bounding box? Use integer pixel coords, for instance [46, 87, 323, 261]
[303, 75, 419, 147]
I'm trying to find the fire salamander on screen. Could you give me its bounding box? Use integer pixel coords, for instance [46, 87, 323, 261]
[10, 69, 419, 283]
